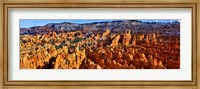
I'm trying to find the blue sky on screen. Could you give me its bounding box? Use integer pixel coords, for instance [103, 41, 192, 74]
[20, 19, 179, 28]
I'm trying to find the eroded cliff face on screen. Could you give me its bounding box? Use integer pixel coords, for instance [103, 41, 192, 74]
[20, 27, 180, 69]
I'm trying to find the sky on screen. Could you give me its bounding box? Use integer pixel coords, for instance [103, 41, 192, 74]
[20, 19, 179, 28]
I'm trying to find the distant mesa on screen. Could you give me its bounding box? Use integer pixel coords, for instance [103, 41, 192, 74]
[20, 20, 180, 35]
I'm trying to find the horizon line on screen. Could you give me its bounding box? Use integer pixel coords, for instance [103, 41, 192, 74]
[20, 19, 180, 28]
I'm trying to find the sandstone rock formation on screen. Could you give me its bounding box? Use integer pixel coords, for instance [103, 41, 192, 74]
[20, 21, 180, 69]
[110, 35, 121, 46]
